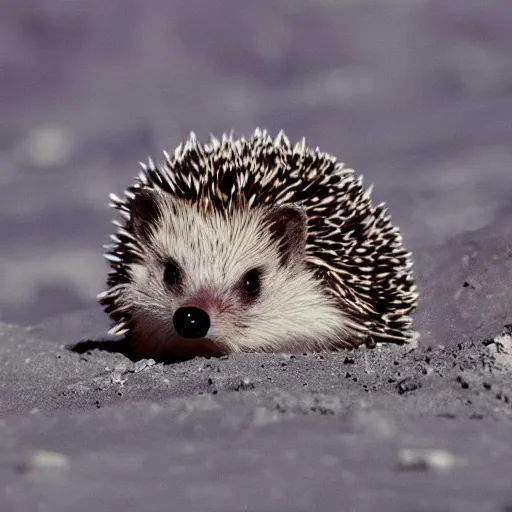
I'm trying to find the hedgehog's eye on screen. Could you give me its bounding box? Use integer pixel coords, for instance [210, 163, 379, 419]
[163, 261, 181, 287]
[241, 269, 261, 298]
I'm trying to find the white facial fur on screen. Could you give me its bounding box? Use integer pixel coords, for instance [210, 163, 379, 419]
[120, 195, 351, 360]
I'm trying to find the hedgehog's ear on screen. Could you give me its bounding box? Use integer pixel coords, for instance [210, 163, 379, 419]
[267, 204, 308, 267]
[128, 188, 162, 243]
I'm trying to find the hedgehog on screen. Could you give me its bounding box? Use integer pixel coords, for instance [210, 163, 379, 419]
[98, 129, 418, 361]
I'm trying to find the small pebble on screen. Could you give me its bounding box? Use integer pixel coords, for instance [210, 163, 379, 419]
[21, 450, 69, 472]
[397, 448, 459, 472]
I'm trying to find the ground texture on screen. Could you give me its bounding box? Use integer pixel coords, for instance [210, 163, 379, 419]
[1, 1, 512, 511]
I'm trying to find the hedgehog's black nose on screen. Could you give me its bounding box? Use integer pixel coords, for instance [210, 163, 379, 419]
[173, 307, 211, 339]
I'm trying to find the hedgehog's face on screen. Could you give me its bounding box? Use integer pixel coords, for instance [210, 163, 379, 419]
[117, 190, 346, 360]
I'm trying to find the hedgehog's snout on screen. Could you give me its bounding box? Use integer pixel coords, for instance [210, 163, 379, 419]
[173, 306, 211, 339]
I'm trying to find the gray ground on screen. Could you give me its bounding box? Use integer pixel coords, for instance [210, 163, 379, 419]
[1, 1, 512, 511]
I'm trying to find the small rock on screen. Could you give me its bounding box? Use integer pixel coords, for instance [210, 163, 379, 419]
[396, 377, 421, 395]
[397, 448, 460, 472]
[133, 359, 156, 372]
[21, 450, 69, 473]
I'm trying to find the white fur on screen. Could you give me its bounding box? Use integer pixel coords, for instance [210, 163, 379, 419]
[120, 197, 357, 360]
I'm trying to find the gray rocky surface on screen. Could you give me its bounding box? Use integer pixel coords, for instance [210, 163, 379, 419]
[2, 221, 512, 511]
[2, 0, 512, 511]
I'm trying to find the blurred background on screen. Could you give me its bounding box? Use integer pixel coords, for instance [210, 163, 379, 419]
[2, 0, 512, 326]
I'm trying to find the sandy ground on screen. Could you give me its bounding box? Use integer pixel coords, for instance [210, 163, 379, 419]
[1, 1, 512, 511]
